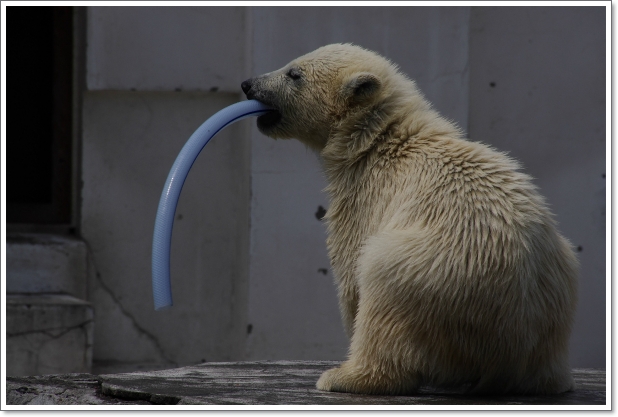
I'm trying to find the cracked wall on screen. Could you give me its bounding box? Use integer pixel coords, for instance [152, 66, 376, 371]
[81, 91, 251, 368]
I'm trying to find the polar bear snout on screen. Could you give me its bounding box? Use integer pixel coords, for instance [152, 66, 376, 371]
[241, 78, 255, 96]
[241, 77, 276, 108]
[241, 77, 283, 131]
[241, 77, 259, 100]
[242, 77, 270, 102]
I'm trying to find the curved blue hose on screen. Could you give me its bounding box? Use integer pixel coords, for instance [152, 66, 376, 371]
[152, 100, 273, 310]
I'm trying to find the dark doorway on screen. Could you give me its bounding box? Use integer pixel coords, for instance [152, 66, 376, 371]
[6, 6, 73, 224]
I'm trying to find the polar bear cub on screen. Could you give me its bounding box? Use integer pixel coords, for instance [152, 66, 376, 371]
[241, 44, 578, 395]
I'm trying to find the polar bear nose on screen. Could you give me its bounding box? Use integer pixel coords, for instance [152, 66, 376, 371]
[241, 78, 253, 96]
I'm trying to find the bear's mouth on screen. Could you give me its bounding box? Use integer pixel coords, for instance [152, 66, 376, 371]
[257, 110, 282, 130]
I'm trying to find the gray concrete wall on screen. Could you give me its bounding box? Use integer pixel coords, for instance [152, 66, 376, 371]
[86, 6, 245, 92]
[468, 6, 606, 368]
[78, 5, 605, 371]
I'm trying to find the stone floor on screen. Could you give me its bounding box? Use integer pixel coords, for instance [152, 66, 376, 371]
[5, 361, 606, 406]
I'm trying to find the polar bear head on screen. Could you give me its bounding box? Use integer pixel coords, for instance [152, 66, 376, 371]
[241, 44, 409, 151]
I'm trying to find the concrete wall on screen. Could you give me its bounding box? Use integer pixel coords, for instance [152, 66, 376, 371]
[86, 7, 245, 92]
[78, 5, 606, 371]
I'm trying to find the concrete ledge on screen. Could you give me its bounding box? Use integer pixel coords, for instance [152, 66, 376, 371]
[6, 233, 88, 298]
[6, 294, 94, 377]
[6, 361, 606, 406]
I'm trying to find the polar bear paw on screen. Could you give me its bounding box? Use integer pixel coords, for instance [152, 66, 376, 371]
[316, 367, 343, 392]
[316, 365, 418, 395]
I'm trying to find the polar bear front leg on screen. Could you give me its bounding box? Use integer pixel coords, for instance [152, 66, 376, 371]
[317, 287, 421, 394]
[317, 230, 427, 395]
[316, 287, 423, 395]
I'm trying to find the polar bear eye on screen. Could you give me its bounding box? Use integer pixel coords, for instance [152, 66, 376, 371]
[286, 68, 302, 81]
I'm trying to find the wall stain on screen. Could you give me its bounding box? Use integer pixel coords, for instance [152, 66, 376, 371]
[315, 206, 327, 221]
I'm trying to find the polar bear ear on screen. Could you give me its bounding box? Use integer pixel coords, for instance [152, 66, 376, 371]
[341, 72, 381, 104]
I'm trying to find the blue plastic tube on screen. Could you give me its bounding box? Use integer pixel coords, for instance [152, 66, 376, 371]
[152, 100, 273, 310]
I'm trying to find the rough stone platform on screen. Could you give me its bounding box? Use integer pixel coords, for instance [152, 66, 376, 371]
[6, 361, 606, 406]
